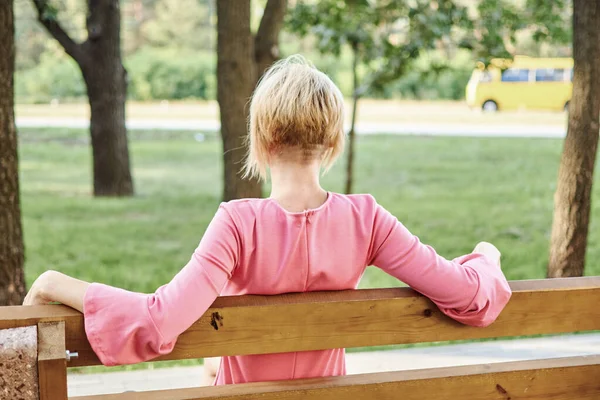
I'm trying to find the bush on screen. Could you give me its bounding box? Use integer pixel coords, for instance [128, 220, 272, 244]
[15, 56, 86, 103]
[126, 47, 216, 101]
[15, 47, 217, 103]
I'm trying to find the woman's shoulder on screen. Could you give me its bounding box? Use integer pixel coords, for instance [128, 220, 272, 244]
[324, 192, 381, 214]
[218, 197, 267, 217]
[332, 192, 378, 205]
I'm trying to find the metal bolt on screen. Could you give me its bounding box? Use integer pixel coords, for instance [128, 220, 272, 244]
[66, 350, 79, 362]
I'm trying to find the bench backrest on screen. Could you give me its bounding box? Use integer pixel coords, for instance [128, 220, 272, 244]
[1, 276, 599, 399]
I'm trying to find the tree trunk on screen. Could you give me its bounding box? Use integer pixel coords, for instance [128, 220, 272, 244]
[83, 0, 133, 197]
[33, 0, 134, 197]
[217, 0, 262, 201]
[548, 0, 600, 278]
[0, 0, 26, 305]
[345, 45, 359, 195]
[255, 0, 288, 80]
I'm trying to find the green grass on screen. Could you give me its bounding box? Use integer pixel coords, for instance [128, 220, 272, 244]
[18, 128, 600, 372]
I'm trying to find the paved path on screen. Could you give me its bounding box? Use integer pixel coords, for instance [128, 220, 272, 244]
[16, 117, 566, 138]
[68, 333, 600, 397]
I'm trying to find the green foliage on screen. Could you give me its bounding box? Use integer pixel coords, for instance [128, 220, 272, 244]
[388, 50, 473, 100]
[126, 48, 216, 101]
[461, 0, 526, 61]
[463, 0, 572, 63]
[15, 55, 85, 103]
[287, 0, 471, 96]
[141, 0, 214, 50]
[279, 33, 356, 94]
[13, 0, 574, 103]
[525, 0, 571, 44]
[14, 47, 216, 102]
[15, 0, 218, 103]
[286, 0, 574, 99]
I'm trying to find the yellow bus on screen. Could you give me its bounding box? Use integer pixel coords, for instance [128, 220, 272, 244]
[466, 56, 573, 112]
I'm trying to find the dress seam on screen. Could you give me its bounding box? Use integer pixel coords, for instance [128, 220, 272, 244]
[302, 212, 310, 291]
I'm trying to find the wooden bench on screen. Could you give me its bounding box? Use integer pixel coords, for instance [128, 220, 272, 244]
[1, 276, 599, 399]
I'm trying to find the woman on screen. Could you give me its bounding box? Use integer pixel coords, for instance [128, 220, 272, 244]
[24, 55, 510, 385]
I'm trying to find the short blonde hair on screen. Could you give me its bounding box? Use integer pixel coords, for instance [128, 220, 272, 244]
[244, 55, 346, 180]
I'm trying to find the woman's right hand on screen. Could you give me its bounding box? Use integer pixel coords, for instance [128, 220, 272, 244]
[23, 271, 55, 306]
[23, 270, 89, 312]
[473, 242, 501, 267]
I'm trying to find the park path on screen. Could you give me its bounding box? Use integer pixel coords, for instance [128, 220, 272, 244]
[68, 333, 600, 397]
[16, 116, 566, 138]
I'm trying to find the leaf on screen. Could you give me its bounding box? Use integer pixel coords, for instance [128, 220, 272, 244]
[39, 2, 59, 21]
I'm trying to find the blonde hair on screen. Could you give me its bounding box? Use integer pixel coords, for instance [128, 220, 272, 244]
[243, 55, 346, 180]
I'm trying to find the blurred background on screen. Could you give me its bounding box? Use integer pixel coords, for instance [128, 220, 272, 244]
[12, 0, 571, 104]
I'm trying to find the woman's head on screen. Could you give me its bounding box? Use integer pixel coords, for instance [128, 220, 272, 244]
[244, 55, 345, 180]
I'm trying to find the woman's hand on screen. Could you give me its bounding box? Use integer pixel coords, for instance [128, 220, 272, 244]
[23, 270, 89, 312]
[23, 271, 56, 306]
[473, 241, 501, 267]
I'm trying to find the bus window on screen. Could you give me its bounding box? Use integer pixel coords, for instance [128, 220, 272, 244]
[480, 71, 492, 83]
[570, 68, 573, 81]
[535, 68, 565, 82]
[501, 69, 530, 82]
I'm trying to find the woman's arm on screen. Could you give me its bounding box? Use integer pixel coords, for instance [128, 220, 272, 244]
[23, 206, 240, 366]
[369, 204, 511, 327]
[23, 270, 90, 312]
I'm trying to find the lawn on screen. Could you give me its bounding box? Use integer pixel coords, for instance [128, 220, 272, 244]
[18, 127, 600, 371]
[21, 128, 600, 289]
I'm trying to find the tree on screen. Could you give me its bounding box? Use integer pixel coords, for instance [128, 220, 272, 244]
[464, 0, 571, 63]
[548, 0, 600, 277]
[255, 0, 288, 80]
[0, 0, 26, 305]
[289, 0, 469, 194]
[32, 0, 134, 197]
[217, 0, 287, 201]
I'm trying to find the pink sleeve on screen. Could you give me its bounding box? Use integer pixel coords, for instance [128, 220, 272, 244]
[369, 204, 511, 327]
[83, 206, 239, 366]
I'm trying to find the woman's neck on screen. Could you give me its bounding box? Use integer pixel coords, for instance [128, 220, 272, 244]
[269, 160, 328, 213]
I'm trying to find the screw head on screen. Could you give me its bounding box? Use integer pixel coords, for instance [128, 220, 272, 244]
[66, 350, 79, 361]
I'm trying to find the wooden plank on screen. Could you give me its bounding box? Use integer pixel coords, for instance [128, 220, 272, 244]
[70, 355, 600, 400]
[38, 321, 68, 400]
[1, 277, 599, 367]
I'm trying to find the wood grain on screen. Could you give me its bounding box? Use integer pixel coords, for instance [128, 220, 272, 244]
[0, 277, 598, 367]
[38, 321, 68, 400]
[70, 355, 600, 400]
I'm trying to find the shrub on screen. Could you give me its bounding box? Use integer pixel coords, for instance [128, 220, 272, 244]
[126, 47, 216, 101]
[15, 56, 86, 103]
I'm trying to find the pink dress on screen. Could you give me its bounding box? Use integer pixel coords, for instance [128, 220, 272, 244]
[83, 193, 511, 385]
